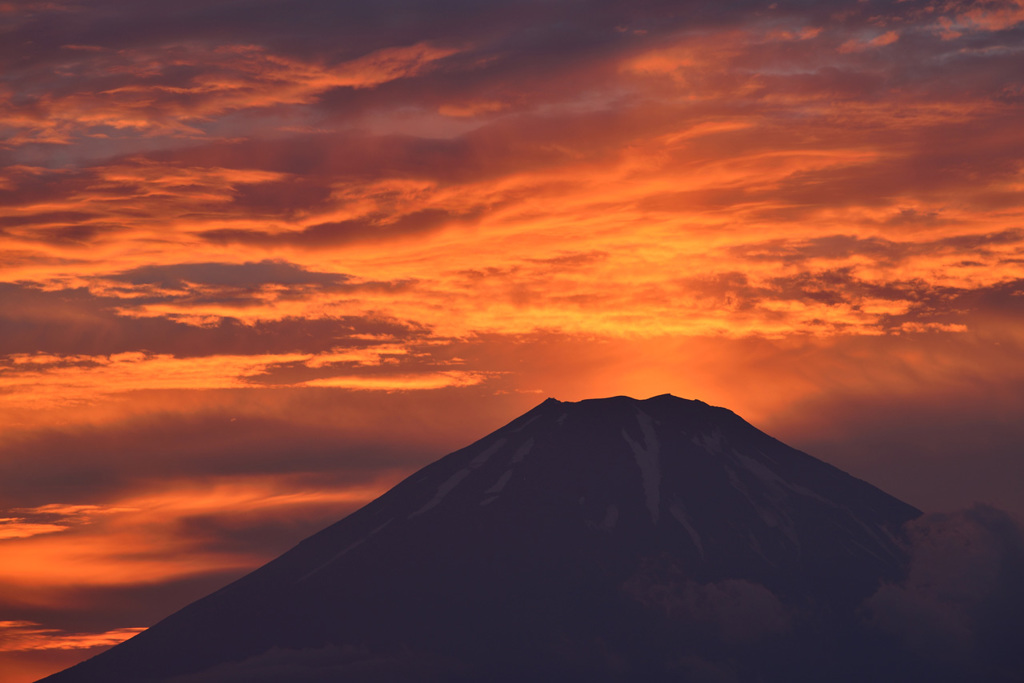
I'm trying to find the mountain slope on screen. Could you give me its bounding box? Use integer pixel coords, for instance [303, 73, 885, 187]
[42, 395, 922, 682]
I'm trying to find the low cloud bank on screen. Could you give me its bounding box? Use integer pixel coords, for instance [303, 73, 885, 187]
[864, 504, 1024, 681]
[619, 504, 1024, 681]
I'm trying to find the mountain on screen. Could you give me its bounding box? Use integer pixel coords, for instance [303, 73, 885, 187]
[42, 395, 924, 682]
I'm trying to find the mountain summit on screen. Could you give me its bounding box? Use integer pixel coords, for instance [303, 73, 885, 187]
[43, 395, 924, 682]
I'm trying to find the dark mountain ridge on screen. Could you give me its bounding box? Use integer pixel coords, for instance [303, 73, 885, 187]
[43, 394, 926, 682]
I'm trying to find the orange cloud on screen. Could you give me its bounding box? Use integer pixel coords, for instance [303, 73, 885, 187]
[838, 30, 900, 54]
[0, 621, 145, 652]
[438, 100, 508, 117]
[0, 475, 395, 589]
[0, 520, 70, 541]
[939, 0, 1024, 35]
[0, 349, 490, 411]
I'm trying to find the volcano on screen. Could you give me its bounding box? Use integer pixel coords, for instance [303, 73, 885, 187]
[42, 395, 924, 682]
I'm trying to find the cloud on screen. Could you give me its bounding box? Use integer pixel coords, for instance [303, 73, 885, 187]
[0, 40, 458, 145]
[4, 3, 1022, 344]
[199, 207, 483, 248]
[108, 259, 352, 290]
[727, 230, 1024, 268]
[0, 621, 145, 652]
[932, 0, 1024, 37]
[838, 30, 900, 54]
[0, 520, 71, 541]
[0, 476, 394, 591]
[3, 2, 1024, 680]
[0, 349, 490, 411]
[0, 281, 428, 355]
[0, 383, 531, 504]
[863, 505, 1024, 678]
[624, 572, 791, 644]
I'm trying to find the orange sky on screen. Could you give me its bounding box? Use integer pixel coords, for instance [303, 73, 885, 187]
[2, 1, 1024, 680]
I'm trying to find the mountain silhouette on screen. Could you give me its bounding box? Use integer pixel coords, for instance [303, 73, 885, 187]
[42, 395, 927, 682]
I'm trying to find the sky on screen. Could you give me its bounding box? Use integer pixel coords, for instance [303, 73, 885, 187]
[1, 0, 1023, 680]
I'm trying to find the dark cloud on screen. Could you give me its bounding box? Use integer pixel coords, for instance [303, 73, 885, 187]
[0, 385, 528, 506]
[676, 262, 1024, 334]
[32, 223, 126, 245]
[671, 268, 1015, 337]
[863, 505, 1024, 680]
[0, 571, 248, 636]
[0, 168, 93, 210]
[201, 208, 482, 248]
[618, 503, 1024, 680]
[3, 0, 1019, 166]
[728, 229, 1024, 266]
[226, 178, 335, 217]
[108, 260, 351, 290]
[0, 282, 426, 357]
[0, 407, 414, 505]
[674, 119, 1024, 220]
[524, 250, 609, 267]
[242, 355, 436, 386]
[156, 111, 632, 184]
[0, 0, 752, 65]
[2, 0, 704, 157]
[0, 211, 98, 230]
[623, 565, 792, 643]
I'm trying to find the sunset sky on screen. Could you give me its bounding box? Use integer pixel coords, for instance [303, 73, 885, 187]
[2, 0, 1024, 680]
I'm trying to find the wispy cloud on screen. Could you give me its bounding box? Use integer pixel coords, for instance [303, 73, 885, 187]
[1, 41, 458, 145]
[0, 621, 145, 652]
[0, 475, 396, 589]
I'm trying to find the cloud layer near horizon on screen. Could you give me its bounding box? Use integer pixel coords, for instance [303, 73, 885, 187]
[2, 1, 1024, 680]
